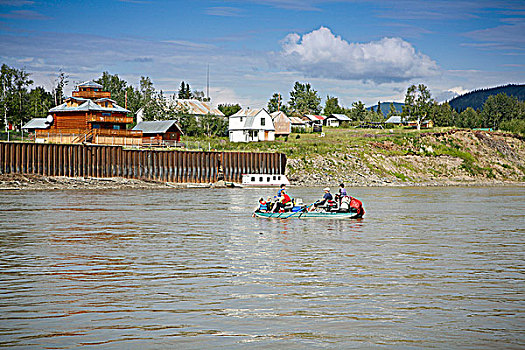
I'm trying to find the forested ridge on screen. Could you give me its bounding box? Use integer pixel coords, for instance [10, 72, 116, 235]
[449, 84, 525, 112]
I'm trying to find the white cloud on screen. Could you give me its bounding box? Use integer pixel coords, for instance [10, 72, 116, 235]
[448, 86, 469, 95]
[275, 27, 439, 83]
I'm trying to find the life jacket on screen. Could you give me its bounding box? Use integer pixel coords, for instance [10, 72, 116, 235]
[340, 196, 350, 210]
[281, 193, 291, 204]
[349, 197, 365, 216]
[259, 201, 267, 211]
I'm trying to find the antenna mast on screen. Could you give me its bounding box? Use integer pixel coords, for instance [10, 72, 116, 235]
[206, 64, 210, 101]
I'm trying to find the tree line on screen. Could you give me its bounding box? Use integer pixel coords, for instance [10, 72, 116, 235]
[0, 64, 228, 137]
[267, 82, 525, 134]
[1, 63, 524, 137]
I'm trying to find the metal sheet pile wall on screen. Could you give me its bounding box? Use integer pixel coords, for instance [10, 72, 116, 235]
[0, 142, 286, 183]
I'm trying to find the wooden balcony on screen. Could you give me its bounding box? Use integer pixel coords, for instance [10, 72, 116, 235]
[87, 115, 134, 124]
[72, 90, 111, 99]
[35, 128, 143, 146]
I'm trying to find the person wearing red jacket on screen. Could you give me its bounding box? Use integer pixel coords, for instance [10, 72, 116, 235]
[349, 196, 365, 217]
[272, 190, 292, 212]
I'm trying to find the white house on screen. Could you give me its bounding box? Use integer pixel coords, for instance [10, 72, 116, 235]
[229, 108, 275, 142]
[325, 113, 351, 127]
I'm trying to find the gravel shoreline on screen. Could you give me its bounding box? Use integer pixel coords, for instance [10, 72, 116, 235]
[0, 173, 522, 191]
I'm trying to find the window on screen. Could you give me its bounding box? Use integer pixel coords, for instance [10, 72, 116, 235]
[105, 102, 108, 107]
[261, 118, 265, 126]
[113, 125, 120, 130]
[259, 177, 263, 182]
[251, 177, 255, 182]
[273, 176, 276, 180]
[92, 124, 100, 129]
[240, 117, 243, 122]
[278, 176, 281, 180]
[267, 177, 270, 182]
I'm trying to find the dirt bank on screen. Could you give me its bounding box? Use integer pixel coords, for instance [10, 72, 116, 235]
[287, 130, 525, 187]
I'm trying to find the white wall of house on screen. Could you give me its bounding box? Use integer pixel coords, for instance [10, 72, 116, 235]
[228, 108, 275, 142]
[326, 118, 340, 127]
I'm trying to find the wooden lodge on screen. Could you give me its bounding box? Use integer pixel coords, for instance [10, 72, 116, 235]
[29, 81, 142, 145]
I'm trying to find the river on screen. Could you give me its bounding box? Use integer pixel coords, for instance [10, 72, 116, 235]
[0, 186, 523, 349]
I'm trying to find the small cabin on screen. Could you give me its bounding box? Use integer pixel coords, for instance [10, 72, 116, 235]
[270, 111, 291, 136]
[132, 120, 183, 146]
[325, 114, 351, 127]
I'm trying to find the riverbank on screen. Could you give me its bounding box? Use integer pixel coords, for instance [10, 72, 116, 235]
[281, 129, 525, 187]
[1, 128, 524, 189]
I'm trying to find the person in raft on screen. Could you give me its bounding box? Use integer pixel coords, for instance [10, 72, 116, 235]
[258, 198, 268, 212]
[272, 189, 292, 212]
[277, 184, 286, 197]
[348, 196, 365, 217]
[314, 187, 333, 208]
[335, 183, 348, 204]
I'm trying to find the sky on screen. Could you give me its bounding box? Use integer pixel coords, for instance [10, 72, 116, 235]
[0, 0, 524, 108]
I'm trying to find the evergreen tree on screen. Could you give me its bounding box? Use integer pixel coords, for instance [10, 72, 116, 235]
[95, 72, 128, 108]
[377, 101, 383, 118]
[480, 93, 520, 129]
[349, 101, 366, 122]
[387, 102, 397, 117]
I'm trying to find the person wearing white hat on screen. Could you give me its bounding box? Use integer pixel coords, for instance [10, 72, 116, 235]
[314, 187, 333, 209]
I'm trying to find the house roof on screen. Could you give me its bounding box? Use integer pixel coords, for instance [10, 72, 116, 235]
[169, 99, 224, 117]
[270, 111, 289, 120]
[304, 114, 326, 121]
[230, 108, 275, 131]
[77, 81, 103, 89]
[385, 115, 402, 124]
[328, 114, 351, 121]
[49, 98, 130, 113]
[289, 117, 306, 125]
[232, 108, 264, 117]
[22, 118, 50, 130]
[132, 120, 183, 134]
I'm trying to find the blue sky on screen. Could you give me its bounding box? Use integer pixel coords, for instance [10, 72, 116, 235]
[1, 0, 524, 108]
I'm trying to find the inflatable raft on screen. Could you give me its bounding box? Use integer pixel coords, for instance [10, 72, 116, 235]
[253, 210, 362, 219]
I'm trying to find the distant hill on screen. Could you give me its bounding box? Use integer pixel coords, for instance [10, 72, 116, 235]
[366, 102, 404, 117]
[449, 84, 525, 112]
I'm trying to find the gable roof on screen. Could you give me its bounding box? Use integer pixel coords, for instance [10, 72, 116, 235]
[132, 120, 183, 134]
[49, 98, 130, 113]
[232, 108, 264, 117]
[230, 108, 275, 131]
[385, 115, 402, 124]
[22, 118, 50, 130]
[328, 114, 351, 121]
[304, 114, 326, 121]
[289, 116, 306, 125]
[77, 81, 103, 89]
[169, 99, 224, 117]
[270, 111, 289, 119]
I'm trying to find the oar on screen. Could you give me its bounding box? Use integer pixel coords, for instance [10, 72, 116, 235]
[297, 203, 314, 219]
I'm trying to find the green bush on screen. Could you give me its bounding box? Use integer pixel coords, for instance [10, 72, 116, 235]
[499, 119, 525, 135]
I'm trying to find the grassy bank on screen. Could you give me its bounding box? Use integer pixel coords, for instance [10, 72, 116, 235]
[185, 127, 525, 186]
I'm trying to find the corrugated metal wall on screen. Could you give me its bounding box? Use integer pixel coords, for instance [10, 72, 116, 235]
[0, 142, 286, 183]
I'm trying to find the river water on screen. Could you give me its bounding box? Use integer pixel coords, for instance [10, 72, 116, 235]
[0, 186, 524, 349]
